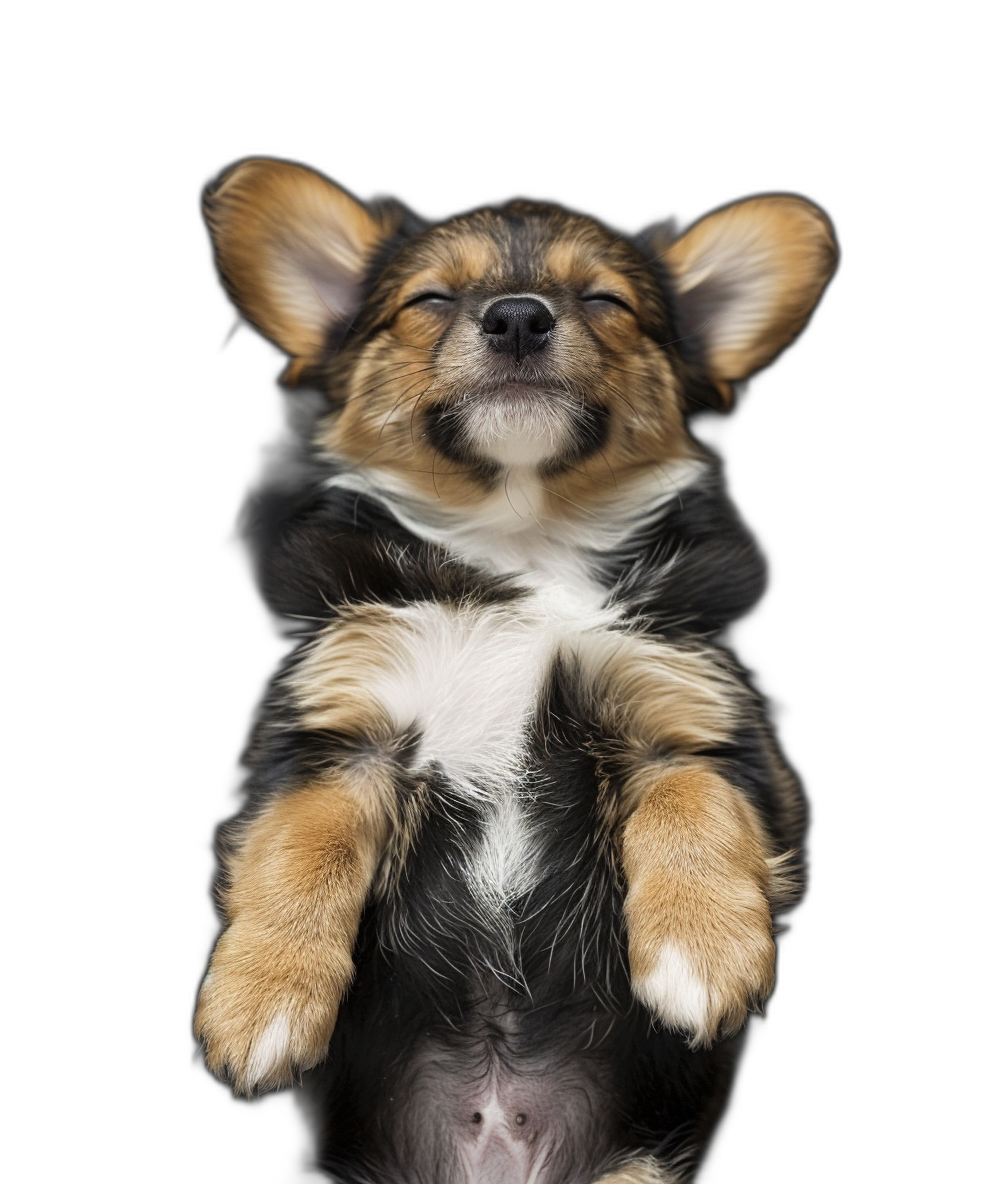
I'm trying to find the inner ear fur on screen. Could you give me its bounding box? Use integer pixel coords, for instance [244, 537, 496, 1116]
[659, 195, 838, 409]
[203, 158, 402, 382]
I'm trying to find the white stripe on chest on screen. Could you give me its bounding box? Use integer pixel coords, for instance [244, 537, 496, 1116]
[371, 583, 616, 793]
[367, 585, 618, 915]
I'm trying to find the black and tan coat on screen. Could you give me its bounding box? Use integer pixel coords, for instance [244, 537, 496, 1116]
[194, 158, 837, 1184]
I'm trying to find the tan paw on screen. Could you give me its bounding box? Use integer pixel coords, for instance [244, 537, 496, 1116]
[627, 895, 775, 1046]
[194, 922, 351, 1095]
[622, 764, 777, 1046]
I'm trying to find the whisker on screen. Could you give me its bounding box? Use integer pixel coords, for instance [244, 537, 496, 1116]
[502, 469, 520, 519]
[395, 464, 490, 477]
[306, 275, 343, 322]
[655, 320, 711, 348]
[343, 364, 438, 406]
[376, 376, 435, 445]
[591, 449, 619, 491]
[596, 376, 647, 425]
[540, 482, 601, 518]
[409, 385, 430, 446]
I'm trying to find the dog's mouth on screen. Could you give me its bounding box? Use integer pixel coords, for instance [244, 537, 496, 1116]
[460, 381, 569, 406]
[425, 383, 603, 470]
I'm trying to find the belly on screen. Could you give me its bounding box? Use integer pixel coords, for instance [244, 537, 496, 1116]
[384, 1022, 619, 1184]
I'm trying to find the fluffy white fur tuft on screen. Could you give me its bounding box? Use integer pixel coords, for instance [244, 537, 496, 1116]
[632, 943, 712, 1043]
[246, 1012, 292, 1084]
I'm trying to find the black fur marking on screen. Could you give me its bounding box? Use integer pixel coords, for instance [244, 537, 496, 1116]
[420, 403, 501, 480]
[601, 464, 768, 637]
[242, 707, 419, 812]
[541, 401, 611, 476]
[706, 707, 808, 860]
[243, 471, 520, 626]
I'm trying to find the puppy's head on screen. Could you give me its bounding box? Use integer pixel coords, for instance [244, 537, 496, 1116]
[204, 159, 836, 515]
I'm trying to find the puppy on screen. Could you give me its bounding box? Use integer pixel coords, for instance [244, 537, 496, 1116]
[194, 159, 837, 1184]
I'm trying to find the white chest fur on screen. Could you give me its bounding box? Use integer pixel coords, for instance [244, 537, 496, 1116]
[316, 459, 708, 913]
[373, 588, 614, 791]
[366, 587, 619, 915]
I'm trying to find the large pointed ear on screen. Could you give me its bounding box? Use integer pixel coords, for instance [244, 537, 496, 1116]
[203, 158, 406, 382]
[654, 195, 838, 409]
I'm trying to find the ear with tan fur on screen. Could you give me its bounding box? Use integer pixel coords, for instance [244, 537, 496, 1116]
[656, 195, 838, 409]
[203, 159, 405, 383]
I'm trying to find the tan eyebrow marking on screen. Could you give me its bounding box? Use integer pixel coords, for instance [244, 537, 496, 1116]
[544, 242, 639, 309]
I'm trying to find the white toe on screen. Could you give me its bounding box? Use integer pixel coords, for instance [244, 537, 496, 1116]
[247, 1012, 291, 1083]
[633, 943, 711, 1041]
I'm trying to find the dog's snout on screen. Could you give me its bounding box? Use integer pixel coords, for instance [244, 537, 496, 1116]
[480, 297, 555, 363]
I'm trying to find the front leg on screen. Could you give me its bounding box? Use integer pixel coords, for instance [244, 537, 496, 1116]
[195, 773, 390, 1094]
[620, 761, 776, 1046]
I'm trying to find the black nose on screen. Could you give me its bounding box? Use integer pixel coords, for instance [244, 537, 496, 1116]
[480, 297, 555, 363]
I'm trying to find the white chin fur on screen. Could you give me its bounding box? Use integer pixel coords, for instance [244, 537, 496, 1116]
[633, 943, 712, 1042]
[460, 393, 576, 467]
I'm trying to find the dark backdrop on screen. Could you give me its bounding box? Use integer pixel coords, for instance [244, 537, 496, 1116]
[136, 108, 904, 1174]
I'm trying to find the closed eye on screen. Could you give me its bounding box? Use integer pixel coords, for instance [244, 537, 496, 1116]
[401, 291, 456, 310]
[581, 292, 635, 313]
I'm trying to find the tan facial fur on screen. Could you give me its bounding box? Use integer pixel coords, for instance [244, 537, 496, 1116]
[194, 774, 392, 1094]
[205, 162, 836, 528]
[620, 763, 776, 1047]
[319, 206, 699, 518]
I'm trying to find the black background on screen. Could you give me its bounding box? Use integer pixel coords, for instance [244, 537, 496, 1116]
[133, 106, 914, 1179]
